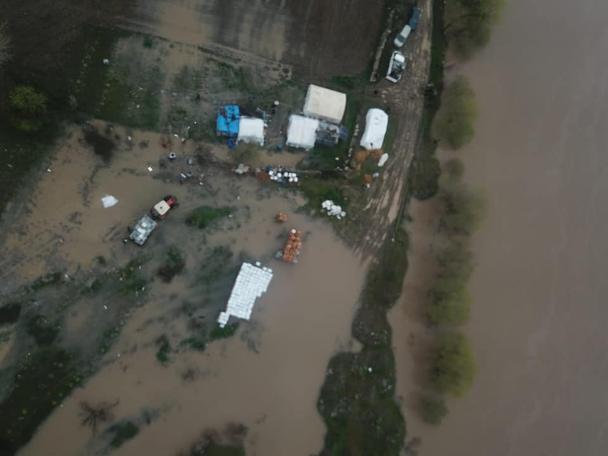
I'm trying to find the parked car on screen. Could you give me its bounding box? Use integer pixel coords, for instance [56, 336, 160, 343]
[150, 195, 178, 220]
[409, 6, 422, 30]
[386, 51, 407, 83]
[393, 24, 412, 48]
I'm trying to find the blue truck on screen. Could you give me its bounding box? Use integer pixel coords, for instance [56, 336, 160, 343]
[408, 6, 422, 30]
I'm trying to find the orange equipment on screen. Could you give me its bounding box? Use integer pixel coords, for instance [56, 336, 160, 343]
[281, 229, 302, 263]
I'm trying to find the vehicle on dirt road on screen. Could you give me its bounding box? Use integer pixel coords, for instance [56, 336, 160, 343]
[386, 51, 407, 83]
[393, 24, 411, 48]
[408, 6, 422, 30]
[129, 196, 178, 246]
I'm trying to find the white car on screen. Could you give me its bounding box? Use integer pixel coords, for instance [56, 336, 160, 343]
[393, 24, 412, 48]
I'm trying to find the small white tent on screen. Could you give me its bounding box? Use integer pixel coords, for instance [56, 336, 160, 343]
[286, 115, 319, 150]
[237, 117, 265, 146]
[360, 108, 389, 150]
[303, 85, 347, 124]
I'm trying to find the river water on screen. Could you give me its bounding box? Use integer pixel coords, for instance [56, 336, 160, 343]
[392, 0, 608, 455]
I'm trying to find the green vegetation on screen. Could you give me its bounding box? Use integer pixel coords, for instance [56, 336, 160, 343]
[426, 277, 471, 325]
[419, 393, 448, 425]
[318, 228, 408, 455]
[210, 323, 239, 341]
[0, 348, 81, 454]
[439, 180, 485, 235]
[199, 246, 234, 285]
[299, 178, 347, 211]
[445, 0, 505, 58]
[106, 420, 139, 448]
[186, 206, 232, 229]
[83, 127, 115, 163]
[429, 332, 475, 396]
[0, 302, 22, 325]
[432, 76, 478, 150]
[206, 442, 246, 456]
[30, 272, 62, 291]
[116, 256, 149, 296]
[155, 335, 172, 365]
[8, 86, 48, 133]
[409, 151, 441, 200]
[232, 144, 260, 164]
[157, 246, 186, 283]
[26, 315, 59, 346]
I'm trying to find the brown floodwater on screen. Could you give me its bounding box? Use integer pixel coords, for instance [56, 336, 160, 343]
[13, 123, 367, 455]
[392, 0, 608, 454]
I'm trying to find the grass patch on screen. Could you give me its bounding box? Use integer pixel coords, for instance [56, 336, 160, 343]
[299, 178, 347, 211]
[157, 246, 186, 283]
[0, 348, 81, 454]
[186, 206, 232, 230]
[106, 420, 139, 449]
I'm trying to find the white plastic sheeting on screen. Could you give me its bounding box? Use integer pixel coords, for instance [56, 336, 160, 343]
[217, 262, 273, 328]
[378, 153, 389, 167]
[101, 195, 119, 208]
[286, 115, 319, 150]
[360, 108, 389, 150]
[237, 117, 265, 146]
[303, 85, 347, 124]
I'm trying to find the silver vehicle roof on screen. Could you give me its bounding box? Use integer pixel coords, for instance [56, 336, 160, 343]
[130, 215, 157, 245]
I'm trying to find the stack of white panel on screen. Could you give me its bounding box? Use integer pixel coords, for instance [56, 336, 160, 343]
[217, 262, 273, 328]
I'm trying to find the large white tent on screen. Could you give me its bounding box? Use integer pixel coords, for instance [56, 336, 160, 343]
[303, 84, 347, 124]
[237, 117, 265, 146]
[286, 115, 319, 150]
[360, 108, 389, 150]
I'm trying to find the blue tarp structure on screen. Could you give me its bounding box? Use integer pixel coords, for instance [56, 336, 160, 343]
[216, 105, 240, 137]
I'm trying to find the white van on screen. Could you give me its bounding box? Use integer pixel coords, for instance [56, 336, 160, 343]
[393, 24, 411, 48]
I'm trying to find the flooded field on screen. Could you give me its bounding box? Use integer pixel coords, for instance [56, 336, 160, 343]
[393, 0, 608, 454]
[0, 123, 367, 455]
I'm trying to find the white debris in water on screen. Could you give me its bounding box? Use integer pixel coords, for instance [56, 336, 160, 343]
[217, 262, 273, 328]
[101, 195, 119, 208]
[321, 200, 347, 220]
[147, 166, 153, 172]
[102, 58, 110, 65]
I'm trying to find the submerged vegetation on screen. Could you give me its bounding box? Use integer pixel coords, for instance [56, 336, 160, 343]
[432, 76, 478, 150]
[445, 0, 506, 58]
[186, 206, 232, 230]
[318, 226, 408, 455]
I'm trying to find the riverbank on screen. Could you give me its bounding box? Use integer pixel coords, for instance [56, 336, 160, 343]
[393, 0, 608, 454]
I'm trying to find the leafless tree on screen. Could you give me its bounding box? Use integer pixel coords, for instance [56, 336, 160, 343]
[79, 400, 119, 434]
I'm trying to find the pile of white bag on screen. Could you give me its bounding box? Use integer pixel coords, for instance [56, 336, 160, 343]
[268, 168, 299, 184]
[321, 200, 346, 220]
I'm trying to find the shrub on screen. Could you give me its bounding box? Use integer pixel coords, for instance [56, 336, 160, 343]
[186, 206, 232, 229]
[444, 158, 465, 181]
[445, 0, 505, 58]
[410, 152, 441, 200]
[0, 302, 22, 325]
[84, 127, 115, 163]
[155, 335, 171, 365]
[419, 393, 448, 425]
[8, 86, 48, 132]
[426, 277, 471, 325]
[430, 332, 475, 396]
[157, 246, 185, 282]
[432, 76, 477, 150]
[436, 238, 474, 282]
[26, 315, 58, 346]
[107, 421, 139, 448]
[210, 323, 239, 341]
[439, 181, 485, 235]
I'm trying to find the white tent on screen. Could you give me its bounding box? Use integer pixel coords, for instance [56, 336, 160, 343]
[303, 85, 347, 124]
[286, 115, 319, 150]
[237, 117, 265, 146]
[360, 108, 389, 150]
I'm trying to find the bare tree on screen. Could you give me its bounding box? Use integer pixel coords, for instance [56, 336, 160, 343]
[0, 21, 10, 67]
[79, 400, 119, 434]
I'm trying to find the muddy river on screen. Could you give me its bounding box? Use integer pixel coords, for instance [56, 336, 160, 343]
[392, 0, 608, 455]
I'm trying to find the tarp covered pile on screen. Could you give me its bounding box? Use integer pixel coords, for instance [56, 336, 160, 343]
[237, 117, 265, 146]
[217, 262, 273, 328]
[303, 85, 347, 124]
[286, 115, 319, 150]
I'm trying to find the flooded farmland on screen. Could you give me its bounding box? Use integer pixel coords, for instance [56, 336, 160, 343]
[0, 124, 367, 455]
[393, 0, 608, 454]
